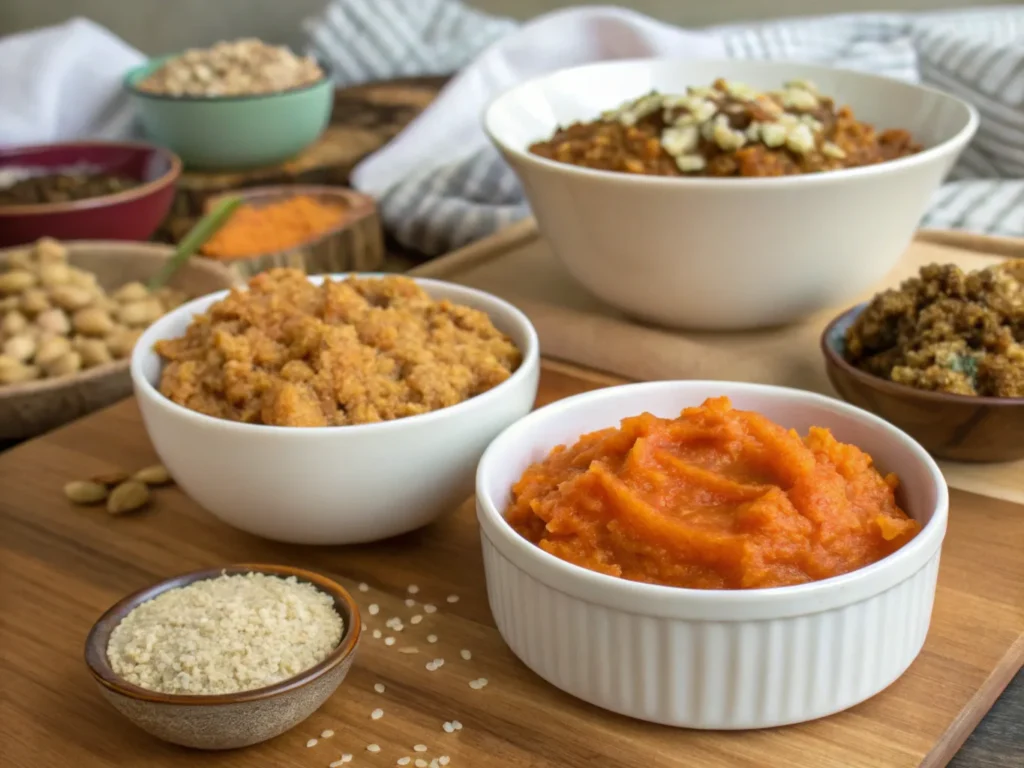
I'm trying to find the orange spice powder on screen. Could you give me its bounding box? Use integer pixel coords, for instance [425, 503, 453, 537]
[202, 195, 347, 259]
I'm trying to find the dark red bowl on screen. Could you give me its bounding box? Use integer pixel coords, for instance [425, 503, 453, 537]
[0, 141, 181, 247]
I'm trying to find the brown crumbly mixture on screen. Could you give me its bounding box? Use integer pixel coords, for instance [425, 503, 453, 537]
[155, 270, 522, 426]
[529, 78, 920, 177]
[844, 261, 1024, 397]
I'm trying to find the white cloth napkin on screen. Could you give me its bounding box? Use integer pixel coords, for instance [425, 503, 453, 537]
[0, 18, 144, 147]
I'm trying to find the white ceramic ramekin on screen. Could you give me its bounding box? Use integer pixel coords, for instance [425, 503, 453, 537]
[484, 59, 978, 330]
[476, 381, 948, 729]
[132, 274, 539, 545]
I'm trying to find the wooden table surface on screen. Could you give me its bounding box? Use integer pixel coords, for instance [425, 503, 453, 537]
[1, 364, 1021, 767]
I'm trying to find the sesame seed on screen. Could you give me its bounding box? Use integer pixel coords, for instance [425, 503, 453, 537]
[439, 758, 451, 767]
[397, 759, 411, 766]
[432, 658, 444, 668]
[410, 615, 423, 625]
[416, 760, 428, 767]
[460, 649, 471, 661]
[423, 604, 437, 614]
[358, 583, 369, 592]
[321, 729, 335, 739]
[429, 761, 440, 768]
[446, 595, 459, 603]
[442, 721, 454, 733]
[451, 720, 462, 731]
[372, 629, 383, 639]
[330, 756, 354, 767]
[414, 745, 428, 752]
[398, 646, 419, 654]
[367, 744, 381, 753]
[426, 661, 437, 671]
[407, 584, 419, 594]
[385, 636, 396, 646]
[469, 678, 488, 690]
[374, 682, 386, 693]
[371, 708, 384, 720]
[307, 738, 319, 748]
[405, 598, 416, 607]
[368, 604, 379, 616]
[427, 634, 438, 644]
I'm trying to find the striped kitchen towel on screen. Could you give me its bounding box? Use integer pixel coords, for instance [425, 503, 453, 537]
[306, 2, 1024, 255]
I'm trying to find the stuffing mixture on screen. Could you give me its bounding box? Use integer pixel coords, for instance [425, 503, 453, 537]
[844, 261, 1024, 397]
[155, 269, 522, 426]
[530, 78, 920, 177]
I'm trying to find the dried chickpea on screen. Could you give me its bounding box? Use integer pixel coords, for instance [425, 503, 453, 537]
[20, 289, 50, 315]
[43, 351, 82, 377]
[35, 335, 72, 367]
[6, 249, 34, 271]
[36, 307, 70, 336]
[72, 307, 115, 337]
[76, 337, 113, 368]
[3, 334, 36, 362]
[66, 268, 98, 290]
[39, 262, 71, 287]
[106, 327, 142, 359]
[36, 237, 68, 265]
[113, 282, 150, 303]
[50, 284, 94, 312]
[118, 299, 164, 327]
[1, 310, 27, 336]
[0, 356, 39, 384]
[0, 296, 18, 312]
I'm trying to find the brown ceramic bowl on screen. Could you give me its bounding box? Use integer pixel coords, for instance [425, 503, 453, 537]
[84, 564, 361, 750]
[822, 303, 1024, 463]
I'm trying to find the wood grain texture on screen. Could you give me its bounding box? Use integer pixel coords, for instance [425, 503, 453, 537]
[0, 364, 1021, 768]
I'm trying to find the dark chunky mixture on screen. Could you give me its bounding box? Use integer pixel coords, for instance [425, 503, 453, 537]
[530, 78, 920, 178]
[844, 261, 1024, 397]
[0, 173, 139, 206]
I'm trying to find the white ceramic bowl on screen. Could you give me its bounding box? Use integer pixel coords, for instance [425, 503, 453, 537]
[484, 59, 978, 330]
[132, 275, 540, 545]
[476, 381, 948, 729]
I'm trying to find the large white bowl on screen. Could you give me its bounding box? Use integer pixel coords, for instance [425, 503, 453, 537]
[476, 381, 948, 729]
[132, 275, 540, 545]
[484, 59, 978, 330]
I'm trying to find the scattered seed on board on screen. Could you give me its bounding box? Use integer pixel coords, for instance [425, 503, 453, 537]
[427, 634, 438, 644]
[407, 584, 419, 594]
[367, 744, 381, 753]
[416, 760, 428, 767]
[368, 604, 380, 616]
[446, 595, 459, 604]
[398, 646, 419, 654]
[91, 470, 130, 487]
[329, 756, 353, 767]
[410, 615, 423, 625]
[374, 682, 386, 693]
[106, 480, 150, 515]
[321, 729, 335, 739]
[423, 604, 437, 614]
[358, 583, 369, 593]
[385, 637, 396, 646]
[460, 649, 472, 661]
[405, 598, 416, 607]
[397, 758, 411, 766]
[426, 658, 444, 671]
[372, 629, 383, 639]
[371, 708, 384, 720]
[451, 720, 462, 731]
[439, 757, 451, 766]
[442, 722, 455, 733]
[413, 745, 428, 753]
[64, 480, 108, 505]
[133, 463, 171, 486]
[429, 761, 440, 768]
[307, 739, 319, 748]
[469, 678, 489, 690]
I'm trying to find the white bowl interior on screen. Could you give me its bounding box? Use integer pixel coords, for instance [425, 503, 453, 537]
[486, 59, 973, 155]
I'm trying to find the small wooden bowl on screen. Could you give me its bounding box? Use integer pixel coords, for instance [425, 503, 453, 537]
[821, 303, 1024, 463]
[203, 185, 384, 279]
[0, 241, 240, 441]
[84, 564, 361, 750]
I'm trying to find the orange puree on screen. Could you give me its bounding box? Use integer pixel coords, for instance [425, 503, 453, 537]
[507, 397, 920, 590]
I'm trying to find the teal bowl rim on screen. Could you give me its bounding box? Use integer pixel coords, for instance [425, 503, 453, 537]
[123, 54, 333, 103]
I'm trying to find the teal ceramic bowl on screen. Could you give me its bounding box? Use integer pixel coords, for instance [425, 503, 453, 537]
[124, 57, 333, 171]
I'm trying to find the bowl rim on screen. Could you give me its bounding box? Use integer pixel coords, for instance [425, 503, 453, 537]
[123, 54, 334, 103]
[130, 273, 541, 435]
[483, 57, 980, 189]
[821, 302, 1024, 406]
[84, 563, 361, 705]
[475, 379, 949, 619]
[0, 140, 182, 217]
[201, 185, 378, 261]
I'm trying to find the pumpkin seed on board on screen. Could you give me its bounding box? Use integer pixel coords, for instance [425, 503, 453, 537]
[133, 464, 172, 486]
[64, 480, 109, 505]
[106, 481, 150, 515]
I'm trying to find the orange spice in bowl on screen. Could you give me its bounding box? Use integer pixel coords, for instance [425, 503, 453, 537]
[200, 194, 346, 259]
[506, 396, 920, 589]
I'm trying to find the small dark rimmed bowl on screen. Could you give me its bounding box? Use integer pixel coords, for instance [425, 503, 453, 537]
[85, 564, 360, 750]
[0, 140, 181, 247]
[822, 303, 1024, 463]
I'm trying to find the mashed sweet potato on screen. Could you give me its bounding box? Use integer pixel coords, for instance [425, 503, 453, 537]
[506, 396, 920, 589]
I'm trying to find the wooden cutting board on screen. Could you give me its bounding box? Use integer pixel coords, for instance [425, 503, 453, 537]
[0, 361, 1021, 768]
[411, 222, 1024, 506]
